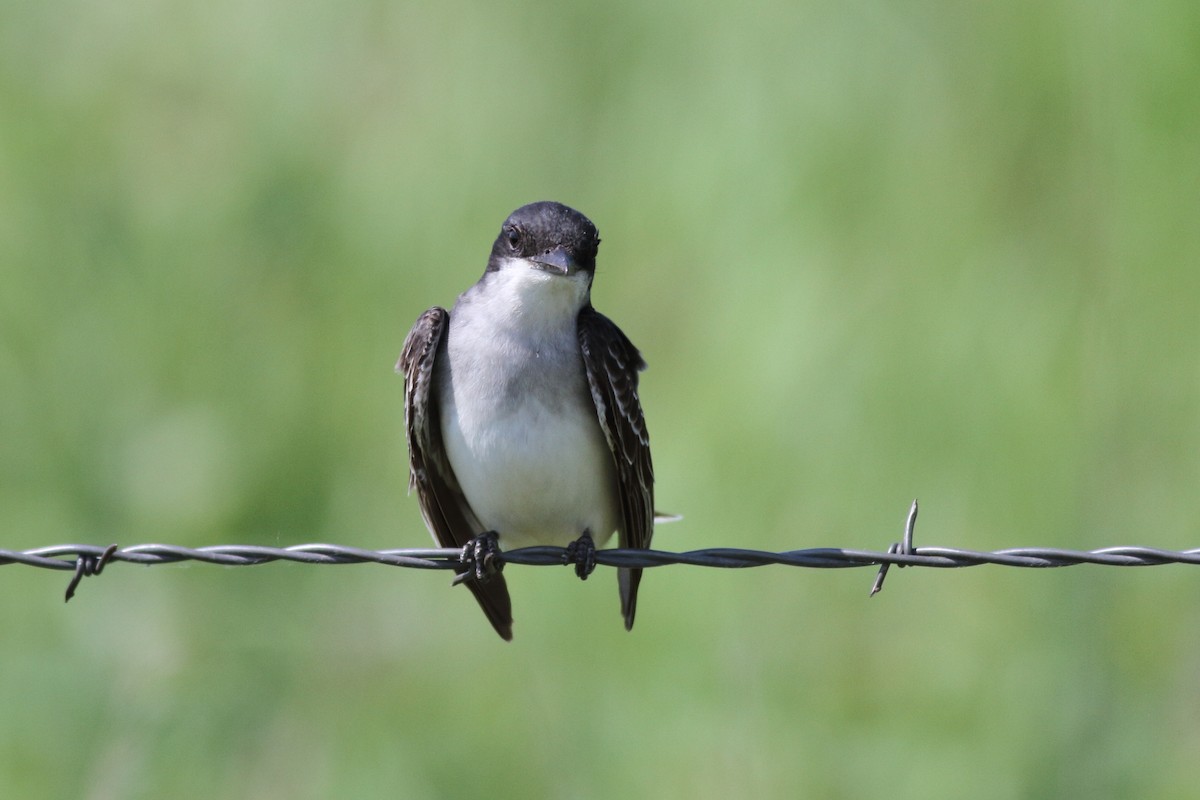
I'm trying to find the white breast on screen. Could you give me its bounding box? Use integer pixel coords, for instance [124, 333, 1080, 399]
[436, 264, 621, 549]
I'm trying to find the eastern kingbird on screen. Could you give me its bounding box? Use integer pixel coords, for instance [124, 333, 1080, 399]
[397, 201, 655, 640]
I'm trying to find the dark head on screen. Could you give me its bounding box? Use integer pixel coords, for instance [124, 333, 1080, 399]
[486, 201, 601, 280]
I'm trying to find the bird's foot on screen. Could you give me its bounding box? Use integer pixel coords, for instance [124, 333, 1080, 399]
[563, 531, 597, 581]
[453, 530, 503, 585]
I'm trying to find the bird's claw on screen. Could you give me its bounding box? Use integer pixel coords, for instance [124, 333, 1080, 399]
[563, 531, 597, 580]
[454, 530, 503, 585]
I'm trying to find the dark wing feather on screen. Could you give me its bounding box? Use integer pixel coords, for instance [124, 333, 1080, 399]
[397, 308, 513, 640]
[577, 306, 654, 630]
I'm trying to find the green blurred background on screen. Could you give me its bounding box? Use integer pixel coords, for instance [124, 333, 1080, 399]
[3, 0, 1199, 797]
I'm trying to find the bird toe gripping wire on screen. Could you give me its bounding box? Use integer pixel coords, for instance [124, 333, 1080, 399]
[64, 543, 118, 602]
[452, 531, 504, 586]
[563, 531, 599, 580]
[870, 500, 918, 597]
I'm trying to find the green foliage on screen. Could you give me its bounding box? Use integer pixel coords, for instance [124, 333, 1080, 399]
[3, 0, 1199, 796]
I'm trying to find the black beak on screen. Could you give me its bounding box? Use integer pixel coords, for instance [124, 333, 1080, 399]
[530, 245, 577, 275]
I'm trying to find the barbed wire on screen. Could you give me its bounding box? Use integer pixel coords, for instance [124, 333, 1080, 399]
[3, 502, 1199, 602]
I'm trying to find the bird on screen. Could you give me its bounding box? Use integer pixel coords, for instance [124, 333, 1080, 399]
[396, 201, 655, 640]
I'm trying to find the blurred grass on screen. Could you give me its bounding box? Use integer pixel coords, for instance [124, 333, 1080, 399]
[3, 0, 1200, 797]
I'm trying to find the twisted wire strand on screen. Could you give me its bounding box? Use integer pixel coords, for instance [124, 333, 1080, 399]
[7, 541, 1200, 572]
[3, 502, 1198, 601]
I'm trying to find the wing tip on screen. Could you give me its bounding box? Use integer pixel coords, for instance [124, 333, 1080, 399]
[619, 567, 642, 631]
[466, 577, 515, 642]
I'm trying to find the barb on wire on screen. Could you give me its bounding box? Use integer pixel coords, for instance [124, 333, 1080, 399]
[870, 499, 920, 597]
[64, 543, 118, 603]
[3, 501, 1200, 602]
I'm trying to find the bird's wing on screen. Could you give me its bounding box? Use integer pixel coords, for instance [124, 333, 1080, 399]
[577, 306, 654, 630]
[397, 307, 513, 640]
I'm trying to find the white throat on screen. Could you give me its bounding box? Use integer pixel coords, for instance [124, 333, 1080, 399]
[466, 258, 591, 335]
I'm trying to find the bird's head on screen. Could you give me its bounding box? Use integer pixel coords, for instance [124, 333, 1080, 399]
[486, 201, 601, 286]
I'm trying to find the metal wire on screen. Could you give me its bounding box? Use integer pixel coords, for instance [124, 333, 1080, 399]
[3, 501, 1199, 602]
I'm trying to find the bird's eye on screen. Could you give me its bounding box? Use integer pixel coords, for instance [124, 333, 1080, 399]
[505, 227, 521, 251]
